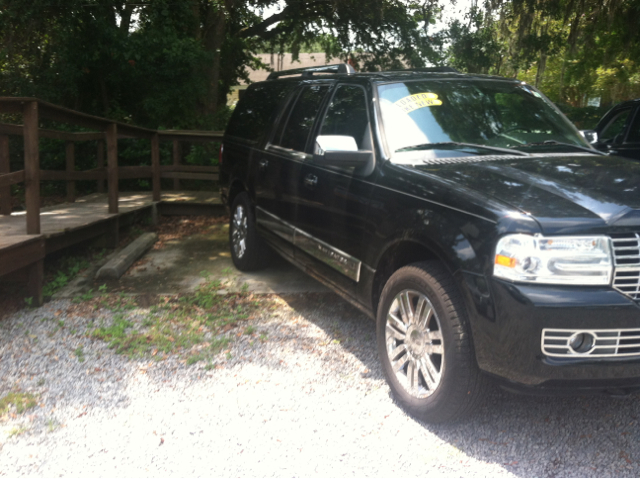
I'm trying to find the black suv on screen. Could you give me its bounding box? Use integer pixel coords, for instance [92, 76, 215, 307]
[220, 64, 640, 423]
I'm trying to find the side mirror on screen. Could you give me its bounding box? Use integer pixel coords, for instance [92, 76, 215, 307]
[580, 130, 598, 144]
[313, 135, 372, 168]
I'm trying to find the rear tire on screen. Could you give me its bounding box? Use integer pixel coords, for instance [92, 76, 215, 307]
[376, 261, 485, 423]
[229, 192, 269, 271]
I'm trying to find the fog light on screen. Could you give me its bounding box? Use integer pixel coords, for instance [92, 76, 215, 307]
[568, 332, 595, 354]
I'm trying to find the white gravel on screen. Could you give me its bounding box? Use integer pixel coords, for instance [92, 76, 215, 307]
[1, 294, 640, 477]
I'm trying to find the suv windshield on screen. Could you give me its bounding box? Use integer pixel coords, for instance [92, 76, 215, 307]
[377, 79, 590, 162]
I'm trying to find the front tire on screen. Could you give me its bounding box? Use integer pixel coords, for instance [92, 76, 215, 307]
[376, 261, 485, 423]
[229, 192, 269, 271]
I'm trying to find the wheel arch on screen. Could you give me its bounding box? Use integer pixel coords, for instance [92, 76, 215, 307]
[371, 238, 458, 316]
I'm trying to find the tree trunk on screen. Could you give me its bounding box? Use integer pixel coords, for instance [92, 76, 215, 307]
[201, 1, 235, 118]
[535, 52, 547, 88]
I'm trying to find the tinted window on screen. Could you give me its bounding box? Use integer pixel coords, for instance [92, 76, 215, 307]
[626, 109, 640, 143]
[226, 82, 294, 142]
[320, 85, 369, 149]
[276, 85, 329, 152]
[600, 108, 632, 143]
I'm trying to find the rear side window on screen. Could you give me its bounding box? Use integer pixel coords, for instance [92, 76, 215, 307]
[226, 82, 294, 143]
[275, 85, 330, 152]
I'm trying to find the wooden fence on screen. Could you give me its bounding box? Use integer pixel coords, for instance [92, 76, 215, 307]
[0, 97, 223, 234]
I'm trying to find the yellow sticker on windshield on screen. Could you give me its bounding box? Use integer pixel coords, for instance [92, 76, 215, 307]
[394, 92, 442, 113]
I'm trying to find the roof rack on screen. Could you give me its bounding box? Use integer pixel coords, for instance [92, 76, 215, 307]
[267, 63, 356, 80]
[405, 67, 460, 73]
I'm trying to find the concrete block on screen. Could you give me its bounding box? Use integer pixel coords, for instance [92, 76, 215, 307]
[95, 232, 157, 280]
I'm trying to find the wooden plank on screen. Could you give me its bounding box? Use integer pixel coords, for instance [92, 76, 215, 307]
[40, 169, 106, 181]
[117, 166, 152, 179]
[172, 140, 181, 190]
[0, 236, 44, 276]
[66, 141, 75, 203]
[0, 170, 25, 188]
[151, 133, 160, 201]
[23, 101, 40, 235]
[97, 140, 105, 193]
[160, 165, 219, 173]
[106, 123, 118, 214]
[158, 130, 224, 142]
[160, 172, 219, 181]
[0, 123, 104, 142]
[0, 135, 10, 215]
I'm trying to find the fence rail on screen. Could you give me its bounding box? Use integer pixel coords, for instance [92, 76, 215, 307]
[0, 97, 223, 231]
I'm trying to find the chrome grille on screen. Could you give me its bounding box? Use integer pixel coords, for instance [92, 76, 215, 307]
[611, 233, 640, 300]
[542, 328, 640, 358]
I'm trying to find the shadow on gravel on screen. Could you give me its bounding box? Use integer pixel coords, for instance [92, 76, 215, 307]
[278, 293, 640, 478]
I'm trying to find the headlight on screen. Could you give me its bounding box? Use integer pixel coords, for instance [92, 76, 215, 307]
[494, 234, 612, 285]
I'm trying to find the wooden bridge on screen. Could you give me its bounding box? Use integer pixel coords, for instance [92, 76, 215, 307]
[0, 98, 224, 304]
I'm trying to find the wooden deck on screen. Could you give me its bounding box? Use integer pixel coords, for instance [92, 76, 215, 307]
[0, 191, 225, 302]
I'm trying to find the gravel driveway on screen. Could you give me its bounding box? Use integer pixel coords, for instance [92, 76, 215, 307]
[1, 292, 639, 477]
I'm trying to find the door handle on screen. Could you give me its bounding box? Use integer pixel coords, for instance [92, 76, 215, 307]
[304, 174, 318, 188]
[258, 159, 269, 170]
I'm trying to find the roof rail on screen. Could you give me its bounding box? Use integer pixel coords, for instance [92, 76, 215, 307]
[405, 67, 460, 73]
[267, 63, 356, 80]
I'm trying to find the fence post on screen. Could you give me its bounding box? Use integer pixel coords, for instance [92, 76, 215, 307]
[0, 135, 11, 215]
[96, 140, 105, 193]
[66, 141, 75, 203]
[23, 101, 40, 235]
[152, 133, 160, 202]
[172, 140, 181, 190]
[105, 123, 118, 214]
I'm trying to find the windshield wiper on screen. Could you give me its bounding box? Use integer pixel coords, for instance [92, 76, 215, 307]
[520, 140, 605, 156]
[396, 141, 530, 157]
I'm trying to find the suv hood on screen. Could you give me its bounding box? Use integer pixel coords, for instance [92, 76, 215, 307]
[413, 153, 640, 233]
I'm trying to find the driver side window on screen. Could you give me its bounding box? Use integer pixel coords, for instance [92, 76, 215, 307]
[600, 108, 632, 144]
[320, 85, 370, 150]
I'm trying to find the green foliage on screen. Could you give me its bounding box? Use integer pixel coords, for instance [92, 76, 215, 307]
[0, 391, 37, 415]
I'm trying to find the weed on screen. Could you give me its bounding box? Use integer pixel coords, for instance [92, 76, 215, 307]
[0, 392, 37, 415]
[210, 336, 231, 354]
[74, 346, 85, 363]
[186, 352, 206, 365]
[57, 320, 65, 329]
[73, 289, 95, 303]
[259, 333, 268, 342]
[225, 352, 233, 360]
[46, 417, 60, 433]
[244, 325, 256, 335]
[37, 378, 45, 387]
[98, 284, 107, 293]
[24, 297, 33, 307]
[241, 282, 249, 293]
[8, 425, 29, 437]
[221, 267, 233, 275]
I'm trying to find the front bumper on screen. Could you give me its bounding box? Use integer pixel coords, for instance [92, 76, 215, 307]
[468, 277, 640, 391]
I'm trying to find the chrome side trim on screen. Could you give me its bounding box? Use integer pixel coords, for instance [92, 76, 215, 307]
[256, 206, 362, 282]
[294, 228, 362, 282]
[542, 328, 640, 358]
[255, 207, 295, 244]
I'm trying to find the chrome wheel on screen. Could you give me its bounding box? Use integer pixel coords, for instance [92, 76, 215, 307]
[385, 289, 444, 398]
[231, 205, 248, 259]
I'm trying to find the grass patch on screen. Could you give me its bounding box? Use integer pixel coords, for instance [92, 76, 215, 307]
[0, 391, 38, 415]
[8, 425, 29, 437]
[74, 346, 85, 363]
[88, 276, 273, 364]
